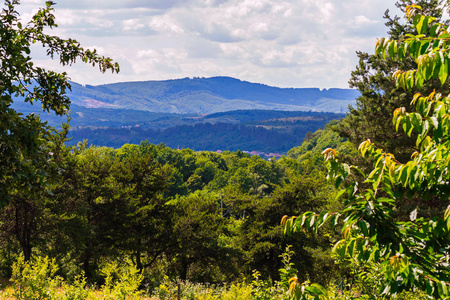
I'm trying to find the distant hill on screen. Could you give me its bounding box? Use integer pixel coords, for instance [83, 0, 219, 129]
[67, 110, 345, 153]
[67, 76, 359, 114]
[10, 77, 355, 153]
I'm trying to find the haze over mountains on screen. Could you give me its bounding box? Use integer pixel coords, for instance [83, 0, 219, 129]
[67, 76, 359, 114]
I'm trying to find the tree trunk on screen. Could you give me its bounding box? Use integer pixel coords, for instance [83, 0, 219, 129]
[135, 250, 143, 272]
[14, 199, 33, 261]
[83, 252, 91, 279]
[180, 255, 188, 281]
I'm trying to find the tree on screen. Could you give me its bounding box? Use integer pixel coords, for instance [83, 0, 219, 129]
[336, 0, 448, 163]
[113, 143, 175, 272]
[0, 0, 119, 205]
[170, 191, 232, 282]
[284, 2, 450, 298]
[49, 145, 121, 279]
[238, 174, 338, 284]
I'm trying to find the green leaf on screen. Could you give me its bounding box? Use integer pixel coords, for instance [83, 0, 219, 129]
[439, 33, 450, 39]
[439, 59, 448, 86]
[388, 41, 396, 59]
[309, 214, 315, 229]
[430, 24, 441, 37]
[429, 116, 439, 129]
[426, 280, 434, 295]
[444, 205, 450, 220]
[330, 214, 340, 229]
[367, 167, 380, 180]
[416, 16, 429, 35]
[399, 72, 407, 91]
[335, 189, 347, 201]
[398, 43, 407, 61]
[358, 220, 369, 236]
[320, 212, 329, 227]
[415, 72, 425, 89]
[332, 240, 343, 254]
[375, 38, 385, 56]
[348, 239, 356, 257]
[406, 70, 414, 90]
[438, 281, 448, 298]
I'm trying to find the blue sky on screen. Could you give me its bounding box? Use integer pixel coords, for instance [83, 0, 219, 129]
[19, 0, 399, 88]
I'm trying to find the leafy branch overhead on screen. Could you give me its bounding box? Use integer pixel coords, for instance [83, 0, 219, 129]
[0, 0, 119, 205]
[1, 0, 119, 114]
[283, 3, 450, 299]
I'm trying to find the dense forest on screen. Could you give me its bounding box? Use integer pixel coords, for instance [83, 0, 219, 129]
[66, 111, 344, 153]
[14, 101, 345, 153]
[3, 0, 450, 299]
[1, 126, 343, 282]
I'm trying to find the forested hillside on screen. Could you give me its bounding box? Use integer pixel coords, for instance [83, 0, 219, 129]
[13, 94, 346, 153]
[0, 136, 342, 283]
[66, 77, 359, 114]
[66, 110, 344, 153]
[14, 97, 345, 153]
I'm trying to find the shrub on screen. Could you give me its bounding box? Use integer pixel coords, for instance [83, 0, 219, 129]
[100, 259, 144, 300]
[10, 256, 63, 300]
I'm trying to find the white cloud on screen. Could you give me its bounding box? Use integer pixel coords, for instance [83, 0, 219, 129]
[123, 19, 146, 32]
[148, 16, 184, 34]
[15, 0, 400, 88]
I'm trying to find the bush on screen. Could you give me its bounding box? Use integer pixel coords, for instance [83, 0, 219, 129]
[10, 256, 63, 300]
[100, 259, 144, 300]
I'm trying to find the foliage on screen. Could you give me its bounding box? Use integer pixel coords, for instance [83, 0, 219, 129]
[10, 256, 62, 300]
[6, 255, 147, 300]
[68, 114, 343, 154]
[151, 278, 253, 300]
[286, 121, 357, 174]
[62, 275, 90, 300]
[100, 259, 143, 300]
[279, 246, 299, 291]
[170, 190, 232, 282]
[335, 0, 449, 163]
[0, 1, 345, 283]
[251, 270, 285, 300]
[0, 0, 118, 206]
[0, 0, 359, 298]
[284, 1, 450, 298]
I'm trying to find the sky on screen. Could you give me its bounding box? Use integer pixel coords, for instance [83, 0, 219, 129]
[18, 0, 400, 89]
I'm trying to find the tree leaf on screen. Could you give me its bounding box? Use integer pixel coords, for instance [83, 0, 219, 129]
[439, 58, 448, 86]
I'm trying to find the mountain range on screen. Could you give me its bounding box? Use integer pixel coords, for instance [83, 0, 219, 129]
[66, 76, 359, 114]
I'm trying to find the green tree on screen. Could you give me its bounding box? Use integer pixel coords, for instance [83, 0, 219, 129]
[51, 145, 120, 279]
[284, 2, 450, 298]
[113, 143, 175, 272]
[336, 0, 448, 163]
[170, 191, 232, 282]
[0, 123, 73, 263]
[239, 174, 337, 284]
[0, 0, 118, 205]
